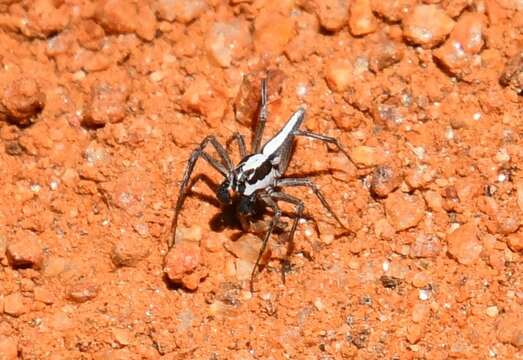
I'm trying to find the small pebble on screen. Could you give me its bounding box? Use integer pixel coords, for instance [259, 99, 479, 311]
[371, 0, 416, 22]
[43, 256, 68, 278]
[72, 70, 86, 81]
[175, 225, 202, 244]
[384, 190, 426, 231]
[206, 20, 251, 68]
[0, 77, 45, 126]
[67, 282, 99, 303]
[203, 233, 226, 253]
[411, 272, 430, 288]
[112, 327, 132, 346]
[324, 58, 355, 93]
[494, 210, 519, 235]
[313, 298, 325, 311]
[254, 12, 295, 56]
[495, 148, 510, 163]
[405, 165, 434, 190]
[402, 4, 455, 48]
[111, 235, 150, 267]
[349, 146, 385, 168]
[369, 40, 404, 73]
[418, 289, 430, 301]
[224, 233, 264, 264]
[6, 231, 44, 269]
[163, 242, 207, 290]
[34, 286, 55, 305]
[181, 77, 227, 126]
[374, 218, 395, 240]
[433, 13, 486, 76]
[349, 0, 378, 36]
[382, 260, 390, 272]
[313, 0, 350, 32]
[154, 0, 207, 23]
[84, 78, 130, 126]
[149, 71, 164, 82]
[3, 293, 28, 317]
[96, 1, 157, 41]
[486, 306, 499, 318]
[447, 222, 482, 265]
[500, 51, 523, 93]
[370, 165, 402, 197]
[506, 232, 523, 253]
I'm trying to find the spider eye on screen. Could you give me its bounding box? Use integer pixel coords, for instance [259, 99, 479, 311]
[217, 181, 232, 204]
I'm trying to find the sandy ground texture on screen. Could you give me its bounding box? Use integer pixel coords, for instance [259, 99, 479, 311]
[0, 0, 522, 359]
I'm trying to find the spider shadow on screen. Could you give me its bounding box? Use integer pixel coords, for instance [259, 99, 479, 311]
[187, 169, 350, 238]
[184, 172, 320, 242]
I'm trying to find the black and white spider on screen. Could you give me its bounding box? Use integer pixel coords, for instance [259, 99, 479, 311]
[170, 78, 351, 288]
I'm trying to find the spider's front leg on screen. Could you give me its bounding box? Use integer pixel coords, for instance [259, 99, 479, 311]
[226, 132, 247, 159]
[267, 191, 304, 283]
[170, 135, 232, 248]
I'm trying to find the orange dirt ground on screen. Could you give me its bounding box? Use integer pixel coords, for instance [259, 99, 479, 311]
[0, 1, 522, 359]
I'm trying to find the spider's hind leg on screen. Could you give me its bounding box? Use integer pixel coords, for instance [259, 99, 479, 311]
[292, 130, 352, 163]
[276, 177, 347, 229]
[170, 135, 233, 249]
[252, 78, 268, 153]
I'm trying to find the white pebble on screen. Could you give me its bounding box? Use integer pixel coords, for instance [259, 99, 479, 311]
[485, 306, 499, 317]
[382, 260, 390, 272]
[445, 127, 454, 140]
[413, 146, 425, 159]
[149, 71, 164, 82]
[50, 179, 59, 190]
[313, 298, 325, 311]
[472, 112, 481, 121]
[73, 70, 86, 81]
[296, 83, 308, 97]
[418, 289, 430, 301]
[495, 148, 510, 163]
[304, 227, 314, 237]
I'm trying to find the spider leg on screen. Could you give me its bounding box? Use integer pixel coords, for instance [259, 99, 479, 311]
[267, 191, 304, 284]
[250, 191, 281, 292]
[227, 132, 247, 158]
[170, 136, 232, 248]
[292, 130, 352, 162]
[276, 177, 347, 229]
[252, 78, 268, 154]
[268, 192, 304, 249]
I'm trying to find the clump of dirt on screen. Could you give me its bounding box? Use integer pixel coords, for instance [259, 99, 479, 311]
[0, 0, 522, 359]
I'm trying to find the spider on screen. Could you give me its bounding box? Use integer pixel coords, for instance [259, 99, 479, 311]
[170, 78, 351, 289]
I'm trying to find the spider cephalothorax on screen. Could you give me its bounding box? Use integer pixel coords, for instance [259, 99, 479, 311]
[170, 78, 352, 290]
